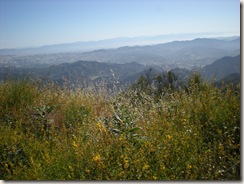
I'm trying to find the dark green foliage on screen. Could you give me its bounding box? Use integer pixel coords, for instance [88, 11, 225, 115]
[0, 143, 28, 179]
[131, 70, 178, 100]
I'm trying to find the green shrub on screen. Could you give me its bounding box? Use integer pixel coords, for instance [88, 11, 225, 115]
[0, 76, 240, 180]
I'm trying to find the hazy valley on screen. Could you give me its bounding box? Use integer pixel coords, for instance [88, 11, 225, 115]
[0, 36, 240, 86]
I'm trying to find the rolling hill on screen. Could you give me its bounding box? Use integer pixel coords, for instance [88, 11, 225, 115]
[1, 55, 240, 87]
[77, 37, 240, 69]
[0, 60, 149, 85]
[201, 55, 240, 81]
[0, 37, 240, 70]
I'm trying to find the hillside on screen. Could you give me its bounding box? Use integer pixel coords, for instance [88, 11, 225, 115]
[0, 74, 240, 180]
[0, 60, 149, 85]
[0, 37, 240, 69]
[0, 54, 240, 87]
[77, 38, 240, 68]
[201, 55, 240, 81]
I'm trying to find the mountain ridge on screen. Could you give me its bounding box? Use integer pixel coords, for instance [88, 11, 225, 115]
[0, 37, 240, 70]
[0, 55, 240, 87]
[77, 37, 240, 69]
[201, 55, 240, 81]
[0, 35, 240, 56]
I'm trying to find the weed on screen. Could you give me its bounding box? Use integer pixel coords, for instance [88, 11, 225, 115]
[0, 75, 240, 180]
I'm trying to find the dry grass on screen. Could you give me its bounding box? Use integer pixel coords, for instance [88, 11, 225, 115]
[0, 76, 240, 180]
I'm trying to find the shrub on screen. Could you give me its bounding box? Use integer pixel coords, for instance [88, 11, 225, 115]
[0, 76, 240, 180]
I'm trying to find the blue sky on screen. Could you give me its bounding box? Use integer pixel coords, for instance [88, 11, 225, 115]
[0, 0, 240, 49]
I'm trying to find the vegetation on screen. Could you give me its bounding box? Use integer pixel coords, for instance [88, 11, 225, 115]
[0, 73, 240, 180]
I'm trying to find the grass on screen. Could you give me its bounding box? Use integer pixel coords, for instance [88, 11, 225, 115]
[0, 75, 240, 180]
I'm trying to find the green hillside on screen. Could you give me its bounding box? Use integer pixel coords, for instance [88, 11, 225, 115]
[0, 74, 240, 180]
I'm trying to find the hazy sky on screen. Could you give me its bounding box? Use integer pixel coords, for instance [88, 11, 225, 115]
[0, 0, 240, 49]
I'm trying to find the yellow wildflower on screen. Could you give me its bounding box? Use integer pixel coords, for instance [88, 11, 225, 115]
[85, 169, 91, 174]
[119, 135, 126, 141]
[124, 156, 129, 163]
[187, 165, 192, 169]
[68, 165, 73, 172]
[96, 122, 107, 133]
[72, 141, 78, 149]
[142, 163, 150, 171]
[160, 163, 165, 170]
[166, 135, 172, 139]
[92, 154, 101, 163]
[122, 156, 129, 169]
[101, 126, 107, 133]
[96, 122, 102, 129]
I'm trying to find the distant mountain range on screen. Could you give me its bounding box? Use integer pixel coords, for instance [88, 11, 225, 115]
[77, 37, 240, 69]
[0, 37, 240, 69]
[0, 34, 239, 55]
[0, 35, 240, 87]
[0, 55, 240, 86]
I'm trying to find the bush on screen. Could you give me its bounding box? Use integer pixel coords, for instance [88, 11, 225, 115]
[0, 76, 240, 180]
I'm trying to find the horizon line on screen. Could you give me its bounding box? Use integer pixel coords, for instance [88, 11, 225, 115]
[0, 32, 240, 50]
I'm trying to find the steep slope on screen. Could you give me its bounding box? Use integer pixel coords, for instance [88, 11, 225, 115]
[201, 55, 240, 81]
[216, 73, 240, 86]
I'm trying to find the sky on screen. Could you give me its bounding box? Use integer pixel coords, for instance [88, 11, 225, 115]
[0, 0, 240, 49]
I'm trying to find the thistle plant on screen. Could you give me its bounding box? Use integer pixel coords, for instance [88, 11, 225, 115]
[33, 105, 55, 139]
